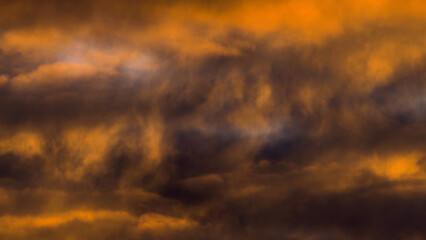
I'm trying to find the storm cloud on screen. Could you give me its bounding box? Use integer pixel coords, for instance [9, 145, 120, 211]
[0, 0, 425, 239]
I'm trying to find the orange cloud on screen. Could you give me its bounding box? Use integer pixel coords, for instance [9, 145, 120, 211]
[137, 213, 196, 231]
[61, 123, 123, 180]
[0, 131, 44, 158]
[0, 210, 133, 233]
[1, 1, 426, 239]
[12, 62, 114, 88]
[365, 153, 423, 180]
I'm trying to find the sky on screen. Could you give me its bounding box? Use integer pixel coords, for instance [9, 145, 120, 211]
[0, 0, 425, 239]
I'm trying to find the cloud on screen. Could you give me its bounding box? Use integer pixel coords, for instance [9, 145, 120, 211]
[0, 131, 44, 158]
[137, 213, 196, 231]
[0, 210, 133, 232]
[0, 0, 425, 239]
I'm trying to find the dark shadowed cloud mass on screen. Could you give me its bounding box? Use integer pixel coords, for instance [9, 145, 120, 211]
[0, 0, 425, 239]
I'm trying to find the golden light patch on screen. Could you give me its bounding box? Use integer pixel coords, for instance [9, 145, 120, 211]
[343, 39, 426, 91]
[154, 0, 426, 51]
[0, 74, 8, 85]
[366, 154, 421, 180]
[0, 28, 71, 56]
[0, 131, 44, 158]
[137, 213, 195, 231]
[143, 117, 165, 165]
[0, 210, 133, 233]
[12, 62, 114, 88]
[62, 123, 122, 180]
[366, 57, 393, 83]
[256, 84, 272, 107]
[127, 16, 242, 61]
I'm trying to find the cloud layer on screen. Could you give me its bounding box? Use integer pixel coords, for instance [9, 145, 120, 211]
[0, 0, 425, 239]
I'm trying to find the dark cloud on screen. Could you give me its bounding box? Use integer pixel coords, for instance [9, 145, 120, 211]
[0, 0, 425, 239]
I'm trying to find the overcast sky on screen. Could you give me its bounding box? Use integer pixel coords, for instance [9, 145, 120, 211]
[0, 0, 425, 239]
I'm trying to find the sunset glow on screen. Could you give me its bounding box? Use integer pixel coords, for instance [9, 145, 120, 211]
[0, 0, 425, 239]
